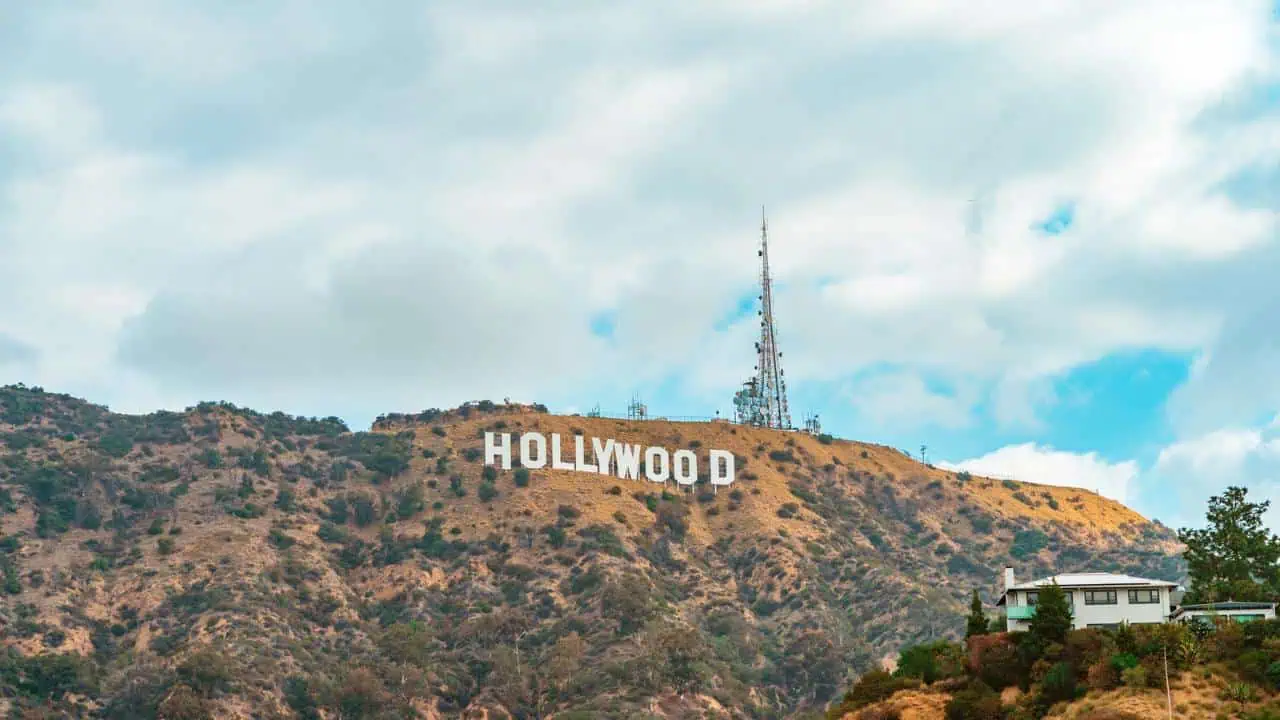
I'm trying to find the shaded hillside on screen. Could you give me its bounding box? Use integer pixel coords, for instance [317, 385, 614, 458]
[0, 384, 1182, 718]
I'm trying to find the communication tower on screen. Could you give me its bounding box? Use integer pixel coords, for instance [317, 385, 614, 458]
[627, 395, 648, 421]
[803, 412, 821, 435]
[737, 208, 792, 430]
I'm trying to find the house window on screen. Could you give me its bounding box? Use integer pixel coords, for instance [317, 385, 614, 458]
[1235, 614, 1265, 623]
[1084, 590, 1117, 605]
[1028, 591, 1072, 605]
[1128, 589, 1160, 605]
[1087, 623, 1119, 630]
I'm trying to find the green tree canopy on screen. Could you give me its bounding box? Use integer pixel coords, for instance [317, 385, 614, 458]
[894, 640, 964, 684]
[1177, 486, 1280, 603]
[965, 589, 989, 639]
[1028, 581, 1072, 648]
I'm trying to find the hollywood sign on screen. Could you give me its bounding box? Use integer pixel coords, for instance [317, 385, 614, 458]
[484, 432, 735, 487]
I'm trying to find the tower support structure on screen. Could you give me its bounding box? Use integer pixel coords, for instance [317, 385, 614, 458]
[738, 209, 792, 430]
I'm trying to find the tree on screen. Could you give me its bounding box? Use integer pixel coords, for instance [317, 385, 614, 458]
[896, 640, 965, 684]
[1028, 581, 1072, 648]
[1178, 486, 1280, 603]
[966, 589, 989, 639]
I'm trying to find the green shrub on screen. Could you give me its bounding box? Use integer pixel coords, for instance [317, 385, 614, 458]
[268, 528, 295, 550]
[1238, 650, 1272, 685]
[275, 487, 296, 512]
[895, 641, 965, 684]
[944, 680, 1004, 720]
[325, 497, 349, 524]
[1120, 665, 1146, 688]
[1267, 661, 1280, 690]
[1009, 529, 1049, 559]
[514, 468, 531, 487]
[1037, 661, 1077, 706]
[1109, 653, 1138, 672]
[828, 670, 918, 716]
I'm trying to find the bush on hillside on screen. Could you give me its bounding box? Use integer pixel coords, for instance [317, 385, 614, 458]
[1036, 661, 1078, 707]
[968, 634, 1027, 691]
[895, 640, 965, 684]
[944, 680, 1004, 720]
[825, 670, 918, 718]
[1085, 658, 1119, 690]
[1063, 628, 1113, 670]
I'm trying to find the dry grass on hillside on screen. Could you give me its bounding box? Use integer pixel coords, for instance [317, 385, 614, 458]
[845, 669, 1280, 720]
[387, 408, 1170, 547]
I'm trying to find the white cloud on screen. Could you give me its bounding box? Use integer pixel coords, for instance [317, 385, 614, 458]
[1141, 424, 1280, 528]
[847, 371, 978, 431]
[0, 0, 1275, 445]
[945, 422, 1280, 530]
[940, 443, 1140, 505]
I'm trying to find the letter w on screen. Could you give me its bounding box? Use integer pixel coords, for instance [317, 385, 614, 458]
[613, 443, 642, 480]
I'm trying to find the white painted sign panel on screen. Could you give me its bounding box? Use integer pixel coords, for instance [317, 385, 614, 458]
[484, 432, 735, 487]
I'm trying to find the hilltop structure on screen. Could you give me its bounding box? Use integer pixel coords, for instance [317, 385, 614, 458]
[734, 209, 792, 430]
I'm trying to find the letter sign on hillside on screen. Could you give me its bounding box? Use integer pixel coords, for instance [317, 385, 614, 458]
[482, 432, 735, 489]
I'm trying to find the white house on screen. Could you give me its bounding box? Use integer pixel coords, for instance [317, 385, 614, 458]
[996, 567, 1179, 632]
[1170, 602, 1276, 626]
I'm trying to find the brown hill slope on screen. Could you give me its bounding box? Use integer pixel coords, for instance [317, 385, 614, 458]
[0, 385, 1182, 718]
[840, 669, 1280, 720]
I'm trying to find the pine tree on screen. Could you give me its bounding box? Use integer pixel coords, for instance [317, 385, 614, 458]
[965, 589, 989, 638]
[1028, 581, 1072, 648]
[1178, 486, 1280, 603]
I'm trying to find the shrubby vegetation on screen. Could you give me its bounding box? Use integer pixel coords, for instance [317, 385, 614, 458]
[834, 486, 1280, 719]
[0, 384, 1192, 718]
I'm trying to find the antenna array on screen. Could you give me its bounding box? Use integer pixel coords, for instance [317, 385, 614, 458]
[736, 209, 792, 430]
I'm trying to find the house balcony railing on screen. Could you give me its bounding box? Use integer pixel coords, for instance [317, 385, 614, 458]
[1007, 606, 1036, 620]
[1007, 605, 1075, 621]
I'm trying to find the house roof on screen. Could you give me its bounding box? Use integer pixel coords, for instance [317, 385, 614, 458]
[1170, 601, 1276, 616]
[996, 573, 1177, 605]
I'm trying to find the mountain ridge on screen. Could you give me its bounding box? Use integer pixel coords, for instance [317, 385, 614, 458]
[0, 383, 1183, 718]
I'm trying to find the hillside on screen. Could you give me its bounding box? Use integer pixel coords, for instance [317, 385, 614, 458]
[830, 637, 1280, 720]
[0, 384, 1183, 718]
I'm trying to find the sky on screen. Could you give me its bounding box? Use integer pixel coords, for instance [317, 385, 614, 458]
[0, 1, 1277, 531]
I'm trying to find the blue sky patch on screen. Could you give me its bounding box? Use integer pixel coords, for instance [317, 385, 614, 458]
[589, 311, 617, 340]
[1034, 202, 1077, 235]
[1037, 350, 1193, 463]
[714, 291, 760, 332]
[1217, 163, 1280, 211]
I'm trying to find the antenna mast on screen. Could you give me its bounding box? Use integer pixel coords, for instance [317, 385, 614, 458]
[754, 208, 792, 430]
